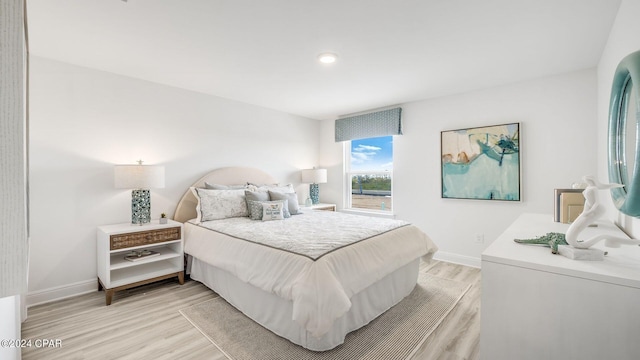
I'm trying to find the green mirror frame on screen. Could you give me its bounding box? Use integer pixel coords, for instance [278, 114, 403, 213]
[608, 50, 640, 216]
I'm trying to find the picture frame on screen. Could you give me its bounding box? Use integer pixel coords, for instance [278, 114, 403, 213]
[553, 188, 585, 223]
[441, 122, 520, 201]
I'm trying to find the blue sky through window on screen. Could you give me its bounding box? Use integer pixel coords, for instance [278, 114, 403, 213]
[350, 136, 393, 171]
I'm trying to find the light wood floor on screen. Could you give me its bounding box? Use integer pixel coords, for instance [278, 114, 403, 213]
[21, 260, 481, 360]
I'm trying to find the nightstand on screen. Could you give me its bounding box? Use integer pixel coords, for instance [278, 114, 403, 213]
[302, 203, 337, 211]
[97, 219, 184, 305]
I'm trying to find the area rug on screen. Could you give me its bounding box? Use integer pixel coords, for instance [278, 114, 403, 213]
[180, 273, 471, 360]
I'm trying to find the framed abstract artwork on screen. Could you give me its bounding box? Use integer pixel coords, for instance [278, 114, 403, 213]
[441, 123, 520, 201]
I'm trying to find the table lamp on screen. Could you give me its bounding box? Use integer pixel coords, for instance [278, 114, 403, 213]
[301, 168, 327, 205]
[114, 160, 165, 225]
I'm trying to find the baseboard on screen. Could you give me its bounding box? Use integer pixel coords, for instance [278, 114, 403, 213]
[433, 251, 481, 268]
[26, 279, 97, 308]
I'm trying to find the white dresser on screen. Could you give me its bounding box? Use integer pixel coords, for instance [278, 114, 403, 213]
[480, 213, 640, 360]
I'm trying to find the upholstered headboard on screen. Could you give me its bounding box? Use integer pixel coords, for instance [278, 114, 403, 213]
[174, 167, 278, 223]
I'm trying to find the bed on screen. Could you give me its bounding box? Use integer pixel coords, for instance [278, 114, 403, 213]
[174, 167, 438, 351]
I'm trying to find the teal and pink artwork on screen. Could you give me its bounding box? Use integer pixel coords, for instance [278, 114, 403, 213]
[441, 123, 520, 201]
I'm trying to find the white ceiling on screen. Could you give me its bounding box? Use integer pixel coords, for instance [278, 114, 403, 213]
[26, 0, 621, 120]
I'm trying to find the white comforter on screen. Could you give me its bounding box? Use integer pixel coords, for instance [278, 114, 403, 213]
[184, 211, 438, 337]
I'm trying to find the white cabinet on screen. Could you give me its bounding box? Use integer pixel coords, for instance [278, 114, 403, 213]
[97, 220, 184, 305]
[480, 213, 640, 360]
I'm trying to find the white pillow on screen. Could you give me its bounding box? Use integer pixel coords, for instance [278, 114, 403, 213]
[269, 190, 302, 215]
[250, 183, 295, 194]
[204, 182, 248, 190]
[262, 201, 285, 221]
[248, 200, 290, 220]
[191, 187, 248, 223]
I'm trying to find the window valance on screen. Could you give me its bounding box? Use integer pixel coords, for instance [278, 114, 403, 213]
[334, 107, 402, 142]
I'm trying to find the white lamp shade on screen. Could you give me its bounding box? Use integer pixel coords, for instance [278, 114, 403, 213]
[301, 168, 327, 184]
[114, 165, 165, 189]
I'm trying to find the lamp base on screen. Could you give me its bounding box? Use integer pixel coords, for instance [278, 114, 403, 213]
[131, 189, 151, 225]
[310, 183, 320, 204]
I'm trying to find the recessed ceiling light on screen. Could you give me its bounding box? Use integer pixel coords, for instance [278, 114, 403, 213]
[318, 52, 338, 64]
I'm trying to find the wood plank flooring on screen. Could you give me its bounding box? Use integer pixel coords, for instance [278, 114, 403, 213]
[21, 260, 481, 360]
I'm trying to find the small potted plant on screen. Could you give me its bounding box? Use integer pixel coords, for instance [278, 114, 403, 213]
[159, 212, 168, 224]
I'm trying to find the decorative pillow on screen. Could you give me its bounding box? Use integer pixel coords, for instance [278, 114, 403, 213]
[247, 200, 265, 220]
[191, 188, 248, 222]
[248, 200, 290, 220]
[249, 183, 295, 194]
[269, 190, 302, 215]
[279, 199, 291, 218]
[245, 190, 270, 218]
[204, 182, 247, 190]
[262, 201, 285, 221]
[248, 182, 278, 187]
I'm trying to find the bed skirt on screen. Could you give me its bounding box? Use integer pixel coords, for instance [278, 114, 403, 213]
[190, 257, 420, 351]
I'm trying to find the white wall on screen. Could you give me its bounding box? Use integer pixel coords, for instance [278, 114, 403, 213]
[597, 0, 640, 235]
[321, 69, 598, 266]
[28, 56, 320, 304]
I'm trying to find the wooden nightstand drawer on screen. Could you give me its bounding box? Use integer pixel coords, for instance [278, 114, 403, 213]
[110, 226, 181, 250]
[315, 205, 336, 211]
[98, 220, 184, 305]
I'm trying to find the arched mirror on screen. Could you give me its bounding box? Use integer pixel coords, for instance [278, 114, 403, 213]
[609, 50, 640, 216]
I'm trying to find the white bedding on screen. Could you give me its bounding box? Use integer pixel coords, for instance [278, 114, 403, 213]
[194, 210, 412, 259]
[184, 211, 438, 338]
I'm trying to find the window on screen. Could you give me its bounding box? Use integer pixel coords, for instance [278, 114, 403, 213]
[345, 136, 393, 212]
[335, 106, 401, 213]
